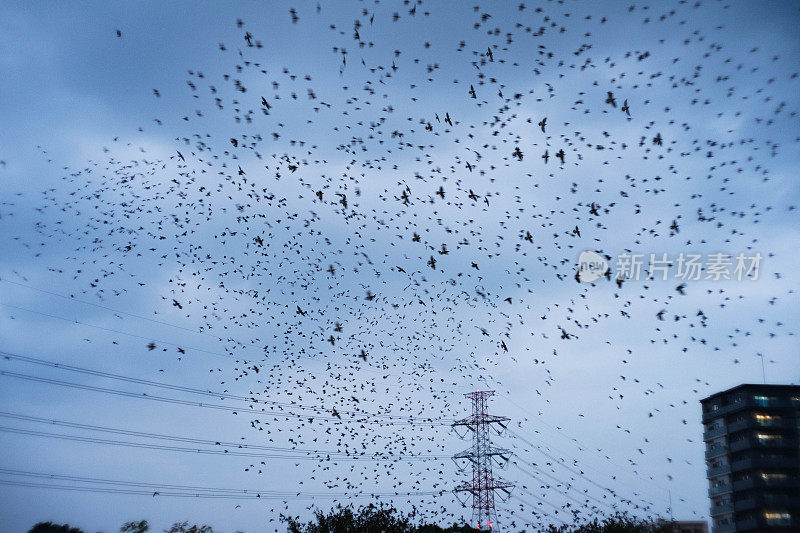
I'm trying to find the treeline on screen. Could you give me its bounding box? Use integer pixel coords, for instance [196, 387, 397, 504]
[29, 504, 678, 533]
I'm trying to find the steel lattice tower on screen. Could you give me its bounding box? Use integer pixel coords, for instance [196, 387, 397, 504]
[452, 390, 513, 530]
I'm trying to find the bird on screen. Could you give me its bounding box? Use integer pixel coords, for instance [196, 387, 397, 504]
[4, 3, 794, 526]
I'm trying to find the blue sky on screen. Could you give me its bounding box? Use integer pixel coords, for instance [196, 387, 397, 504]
[1, 1, 799, 532]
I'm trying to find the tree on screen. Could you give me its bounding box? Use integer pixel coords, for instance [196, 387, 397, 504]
[28, 523, 84, 533]
[283, 506, 673, 533]
[281, 503, 478, 533]
[163, 522, 214, 533]
[120, 520, 150, 533]
[544, 513, 676, 533]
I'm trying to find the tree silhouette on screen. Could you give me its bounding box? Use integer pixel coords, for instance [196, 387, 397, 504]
[28, 523, 84, 533]
[163, 522, 215, 533]
[120, 520, 150, 533]
[544, 513, 676, 533]
[282, 506, 675, 533]
[282, 503, 478, 533]
[26, 509, 676, 533]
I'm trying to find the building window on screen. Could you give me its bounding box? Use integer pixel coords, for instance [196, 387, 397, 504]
[754, 413, 781, 426]
[754, 395, 776, 406]
[763, 511, 791, 526]
[761, 472, 788, 483]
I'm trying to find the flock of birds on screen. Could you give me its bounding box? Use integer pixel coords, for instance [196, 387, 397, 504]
[2, 0, 799, 530]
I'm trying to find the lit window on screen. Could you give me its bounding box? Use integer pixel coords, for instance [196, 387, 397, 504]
[754, 395, 777, 406]
[754, 413, 781, 426]
[757, 433, 781, 440]
[761, 472, 788, 480]
[764, 511, 791, 524]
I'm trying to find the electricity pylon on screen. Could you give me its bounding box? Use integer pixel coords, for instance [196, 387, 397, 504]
[452, 390, 513, 530]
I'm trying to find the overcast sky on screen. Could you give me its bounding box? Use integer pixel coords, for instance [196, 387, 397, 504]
[1, 1, 799, 532]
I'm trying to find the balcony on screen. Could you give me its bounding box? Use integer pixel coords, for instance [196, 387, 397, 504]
[704, 425, 728, 440]
[712, 521, 736, 533]
[733, 476, 800, 492]
[735, 517, 761, 531]
[726, 418, 751, 433]
[729, 437, 754, 453]
[706, 446, 728, 460]
[707, 463, 731, 477]
[749, 436, 798, 451]
[728, 417, 795, 434]
[731, 455, 799, 471]
[760, 476, 800, 488]
[709, 483, 733, 496]
[702, 397, 797, 423]
[735, 494, 800, 511]
[765, 517, 797, 528]
[752, 397, 795, 409]
[728, 436, 797, 453]
[733, 516, 798, 532]
[710, 501, 734, 516]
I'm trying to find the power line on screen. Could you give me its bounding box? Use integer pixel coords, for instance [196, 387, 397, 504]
[507, 495, 565, 530]
[0, 411, 444, 458]
[0, 300, 452, 387]
[500, 393, 674, 498]
[0, 276, 225, 342]
[0, 426, 449, 462]
[0, 350, 440, 423]
[0, 302, 226, 358]
[510, 461, 609, 517]
[508, 492, 569, 526]
[508, 428, 655, 511]
[0, 480, 444, 501]
[506, 474, 574, 516]
[0, 468, 445, 500]
[0, 370, 448, 426]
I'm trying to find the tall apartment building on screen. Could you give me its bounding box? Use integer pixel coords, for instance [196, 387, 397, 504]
[672, 520, 709, 533]
[701, 384, 800, 532]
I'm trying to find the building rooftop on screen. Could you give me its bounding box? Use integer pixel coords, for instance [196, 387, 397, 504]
[700, 383, 800, 405]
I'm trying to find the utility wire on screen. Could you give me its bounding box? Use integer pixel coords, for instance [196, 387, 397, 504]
[500, 393, 674, 498]
[0, 426, 450, 462]
[0, 411, 445, 459]
[509, 428, 655, 510]
[0, 370, 448, 426]
[0, 468, 444, 500]
[0, 350, 443, 423]
[0, 301, 453, 388]
[0, 276, 225, 342]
